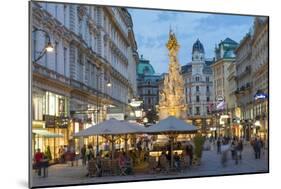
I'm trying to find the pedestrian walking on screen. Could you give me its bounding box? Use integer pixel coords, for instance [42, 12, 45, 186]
[221, 144, 230, 167]
[217, 138, 222, 154]
[80, 144, 86, 166]
[252, 138, 262, 159]
[237, 139, 243, 161]
[34, 148, 44, 176]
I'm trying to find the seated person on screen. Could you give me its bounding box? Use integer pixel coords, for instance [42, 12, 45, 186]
[118, 152, 126, 175]
[174, 152, 181, 170]
[159, 151, 169, 172]
[124, 154, 133, 175]
[95, 153, 102, 177]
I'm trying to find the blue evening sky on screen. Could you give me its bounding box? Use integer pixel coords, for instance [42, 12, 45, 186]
[129, 8, 255, 74]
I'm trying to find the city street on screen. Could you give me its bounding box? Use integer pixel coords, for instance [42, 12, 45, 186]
[32, 143, 268, 187]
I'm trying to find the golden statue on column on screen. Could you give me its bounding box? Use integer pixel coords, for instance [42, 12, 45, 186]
[159, 30, 188, 120]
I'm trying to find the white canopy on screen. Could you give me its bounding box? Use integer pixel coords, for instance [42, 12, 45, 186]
[74, 118, 145, 137]
[33, 129, 63, 138]
[146, 116, 197, 134]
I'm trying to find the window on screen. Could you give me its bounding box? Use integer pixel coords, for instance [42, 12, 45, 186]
[63, 5, 67, 25]
[55, 41, 58, 72]
[32, 27, 37, 60]
[78, 51, 83, 81]
[206, 86, 210, 92]
[55, 4, 58, 18]
[196, 96, 200, 102]
[148, 89, 151, 95]
[63, 47, 67, 76]
[196, 86, 199, 92]
[206, 76, 209, 82]
[207, 96, 210, 102]
[44, 34, 49, 67]
[195, 76, 200, 82]
[196, 107, 200, 115]
[148, 97, 151, 105]
[207, 107, 210, 114]
[189, 107, 192, 115]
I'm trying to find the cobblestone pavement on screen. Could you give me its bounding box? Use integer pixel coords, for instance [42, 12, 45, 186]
[32, 143, 268, 187]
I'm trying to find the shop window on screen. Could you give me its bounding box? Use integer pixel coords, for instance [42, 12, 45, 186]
[196, 107, 200, 115]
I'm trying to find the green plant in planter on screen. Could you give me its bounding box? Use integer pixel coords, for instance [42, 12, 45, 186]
[45, 145, 52, 161]
[193, 134, 205, 164]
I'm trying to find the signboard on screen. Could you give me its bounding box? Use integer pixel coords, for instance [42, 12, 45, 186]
[254, 93, 267, 100]
[106, 113, 124, 120]
[129, 99, 143, 107]
[43, 115, 69, 128]
[43, 115, 56, 128]
[216, 95, 224, 101]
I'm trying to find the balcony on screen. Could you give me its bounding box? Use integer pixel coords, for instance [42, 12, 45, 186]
[32, 63, 70, 85]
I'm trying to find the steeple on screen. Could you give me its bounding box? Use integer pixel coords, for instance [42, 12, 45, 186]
[192, 38, 205, 61]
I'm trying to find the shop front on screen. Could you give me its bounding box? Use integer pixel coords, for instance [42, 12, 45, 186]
[32, 88, 70, 161]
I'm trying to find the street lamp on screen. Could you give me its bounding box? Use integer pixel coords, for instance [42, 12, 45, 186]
[95, 72, 111, 154]
[32, 28, 54, 63]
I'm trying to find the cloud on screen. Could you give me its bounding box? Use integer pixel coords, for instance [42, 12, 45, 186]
[129, 8, 254, 73]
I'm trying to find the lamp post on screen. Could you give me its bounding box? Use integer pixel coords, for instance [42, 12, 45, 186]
[32, 28, 54, 63]
[95, 71, 111, 155]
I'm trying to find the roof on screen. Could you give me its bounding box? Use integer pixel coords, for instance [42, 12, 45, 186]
[181, 64, 192, 74]
[221, 37, 238, 45]
[203, 65, 213, 74]
[137, 56, 155, 75]
[205, 60, 214, 66]
[192, 39, 205, 54]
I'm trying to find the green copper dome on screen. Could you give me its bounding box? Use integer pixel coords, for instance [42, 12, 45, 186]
[137, 55, 155, 75]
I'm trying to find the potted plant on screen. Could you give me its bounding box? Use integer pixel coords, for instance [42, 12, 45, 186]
[193, 134, 205, 165]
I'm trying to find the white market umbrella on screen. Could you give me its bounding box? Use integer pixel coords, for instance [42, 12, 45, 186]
[74, 118, 145, 159]
[146, 116, 197, 134]
[74, 118, 145, 136]
[146, 116, 197, 169]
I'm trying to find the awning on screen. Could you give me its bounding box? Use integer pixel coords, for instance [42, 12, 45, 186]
[32, 129, 63, 138]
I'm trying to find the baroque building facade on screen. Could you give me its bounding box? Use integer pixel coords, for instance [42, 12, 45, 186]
[182, 39, 214, 132]
[251, 17, 269, 140]
[31, 2, 138, 158]
[235, 33, 253, 140]
[136, 55, 161, 123]
[211, 38, 238, 137]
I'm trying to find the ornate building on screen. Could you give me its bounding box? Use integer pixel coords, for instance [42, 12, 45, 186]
[182, 39, 214, 132]
[158, 31, 187, 120]
[251, 17, 269, 140]
[136, 55, 161, 123]
[235, 33, 253, 139]
[31, 2, 138, 158]
[211, 38, 238, 136]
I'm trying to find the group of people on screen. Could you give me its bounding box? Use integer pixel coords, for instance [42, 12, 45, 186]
[33, 148, 49, 177]
[84, 147, 134, 177]
[251, 137, 264, 159]
[216, 136, 244, 166]
[153, 142, 194, 172]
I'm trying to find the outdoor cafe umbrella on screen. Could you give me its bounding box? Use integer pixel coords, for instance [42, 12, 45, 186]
[146, 116, 197, 169]
[74, 118, 145, 159]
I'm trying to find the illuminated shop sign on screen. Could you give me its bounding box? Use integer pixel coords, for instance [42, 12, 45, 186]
[254, 93, 267, 100]
[43, 115, 69, 128]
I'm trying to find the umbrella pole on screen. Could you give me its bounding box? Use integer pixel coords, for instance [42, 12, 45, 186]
[170, 136, 174, 169]
[96, 135, 99, 156]
[111, 135, 115, 160]
[125, 134, 128, 155]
